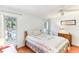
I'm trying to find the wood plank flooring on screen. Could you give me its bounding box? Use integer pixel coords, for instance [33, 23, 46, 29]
[16, 45, 79, 53]
[67, 45, 79, 53]
[16, 46, 34, 53]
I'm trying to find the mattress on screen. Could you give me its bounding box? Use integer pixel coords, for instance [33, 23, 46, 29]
[26, 34, 69, 53]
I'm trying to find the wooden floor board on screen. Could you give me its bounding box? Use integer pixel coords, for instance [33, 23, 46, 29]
[17, 46, 34, 53]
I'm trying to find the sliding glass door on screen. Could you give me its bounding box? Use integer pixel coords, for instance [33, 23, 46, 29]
[4, 15, 17, 44]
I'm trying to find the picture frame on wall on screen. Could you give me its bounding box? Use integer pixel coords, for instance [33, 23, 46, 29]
[60, 20, 76, 25]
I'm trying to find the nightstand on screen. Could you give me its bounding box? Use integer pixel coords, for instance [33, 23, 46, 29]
[58, 33, 72, 46]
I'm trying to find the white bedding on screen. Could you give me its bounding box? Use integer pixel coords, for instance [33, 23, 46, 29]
[26, 34, 69, 53]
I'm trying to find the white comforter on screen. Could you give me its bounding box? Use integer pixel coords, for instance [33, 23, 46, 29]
[26, 34, 69, 53]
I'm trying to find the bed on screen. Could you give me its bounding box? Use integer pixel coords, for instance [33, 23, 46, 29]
[25, 34, 69, 53]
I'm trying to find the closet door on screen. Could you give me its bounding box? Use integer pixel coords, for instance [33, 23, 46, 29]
[4, 15, 17, 44]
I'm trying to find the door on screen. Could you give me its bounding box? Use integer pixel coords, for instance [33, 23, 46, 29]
[4, 15, 17, 44]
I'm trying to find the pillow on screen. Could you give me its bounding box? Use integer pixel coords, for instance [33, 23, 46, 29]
[31, 29, 42, 36]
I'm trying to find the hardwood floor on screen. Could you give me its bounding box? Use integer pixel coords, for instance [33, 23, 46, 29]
[16, 46, 34, 53]
[67, 45, 79, 53]
[16, 45, 79, 53]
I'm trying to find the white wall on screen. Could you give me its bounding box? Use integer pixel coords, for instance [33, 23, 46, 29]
[47, 11, 79, 46]
[23, 15, 44, 32]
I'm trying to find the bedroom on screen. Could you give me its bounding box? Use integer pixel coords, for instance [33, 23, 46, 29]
[0, 5, 79, 53]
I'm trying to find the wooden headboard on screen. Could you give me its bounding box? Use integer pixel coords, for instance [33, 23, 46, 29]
[24, 31, 28, 40]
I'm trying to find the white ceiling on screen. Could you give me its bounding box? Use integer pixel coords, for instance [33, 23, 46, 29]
[0, 5, 77, 18]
